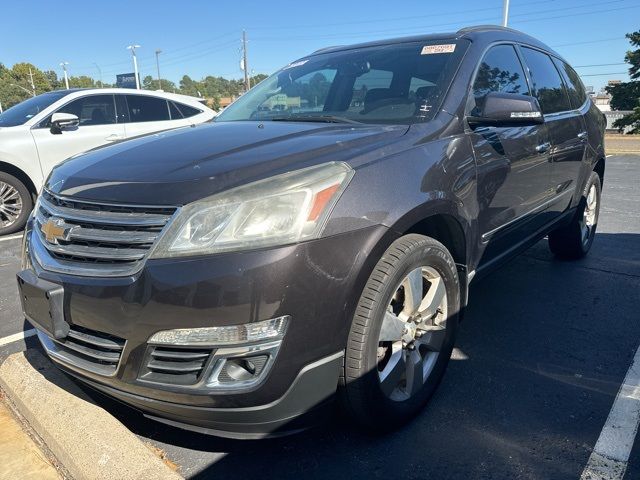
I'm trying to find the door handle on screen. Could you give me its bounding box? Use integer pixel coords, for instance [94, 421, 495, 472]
[577, 131, 588, 141]
[105, 134, 124, 142]
[535, 142, 551, 153]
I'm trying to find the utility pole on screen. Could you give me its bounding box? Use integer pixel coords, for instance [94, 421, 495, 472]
[60, 62, 70, 89]
[155, 49, 162, 90]
[93, 63, 103, 88]
[242, 30, 250, 93]
[502, 0, 510, 27]
[127, 45, 141, 89]
[28, 67, 36, 96]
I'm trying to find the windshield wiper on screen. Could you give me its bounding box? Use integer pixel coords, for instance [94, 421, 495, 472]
[270, 115, 361, 124]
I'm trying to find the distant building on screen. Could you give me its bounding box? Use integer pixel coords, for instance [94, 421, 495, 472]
[593, 91, 612, 112]
[604, 111, 634, 133]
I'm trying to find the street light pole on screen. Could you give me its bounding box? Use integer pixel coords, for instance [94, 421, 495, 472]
[93, 63, 103, 88]
[242, 30, 250, 93]
[60, 62, 70, 89]
[155, 49, 162, 91]
[502, 0, 510, 27]
[28, 68, 36, 96]
[126, 45, 141, 89]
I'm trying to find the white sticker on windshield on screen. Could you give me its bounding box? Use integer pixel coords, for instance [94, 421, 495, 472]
[421, 44, 456, 55]
[283, 59, 308, 69]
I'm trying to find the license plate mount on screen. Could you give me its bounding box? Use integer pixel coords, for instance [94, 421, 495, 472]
[16, 270, 69, 339]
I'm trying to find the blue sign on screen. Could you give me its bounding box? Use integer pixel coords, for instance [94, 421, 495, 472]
[116, 73, 138, 89]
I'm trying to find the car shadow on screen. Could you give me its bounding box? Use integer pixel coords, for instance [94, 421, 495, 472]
[21, 232, 640, 480]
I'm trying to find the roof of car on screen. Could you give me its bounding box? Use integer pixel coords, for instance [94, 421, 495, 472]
[310, 25, 558, 58]
[42, 88, 210, 108]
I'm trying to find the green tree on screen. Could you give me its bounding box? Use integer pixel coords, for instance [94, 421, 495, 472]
[606, 30, 640, 133]
[179, 75, 202, 97]
[0, 63, 54, 109]
[68, 75, 96, 88]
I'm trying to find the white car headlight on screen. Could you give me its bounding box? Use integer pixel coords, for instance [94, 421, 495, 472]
[151, 162, 354, 258]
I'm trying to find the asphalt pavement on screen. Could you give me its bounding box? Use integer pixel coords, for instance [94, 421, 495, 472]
[0, 155, 638, 479]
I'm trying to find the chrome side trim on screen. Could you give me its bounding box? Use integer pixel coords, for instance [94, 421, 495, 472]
[481, 189, 573, 241]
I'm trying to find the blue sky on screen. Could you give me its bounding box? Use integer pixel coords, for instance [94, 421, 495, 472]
[2, 0, 638, 91]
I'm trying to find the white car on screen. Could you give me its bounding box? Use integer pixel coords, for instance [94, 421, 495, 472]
[0, 88, 216, 235]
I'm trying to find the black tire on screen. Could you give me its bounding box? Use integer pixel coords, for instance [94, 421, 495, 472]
[548, 171, 601, 260]
[340, 234, 460, 432]
[0, 172, 32, 236]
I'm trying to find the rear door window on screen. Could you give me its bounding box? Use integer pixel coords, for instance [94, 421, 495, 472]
[520, 47, 572, 114]
[126, 95, 171, 122]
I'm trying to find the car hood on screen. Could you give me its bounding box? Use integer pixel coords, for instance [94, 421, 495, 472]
[46, 121, 409, 205]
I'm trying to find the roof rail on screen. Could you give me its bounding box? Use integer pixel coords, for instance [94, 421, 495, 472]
[312, 45, 345, 54]
[456, 24, 523, 35]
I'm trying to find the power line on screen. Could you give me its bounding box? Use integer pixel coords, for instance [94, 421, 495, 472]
[580, 72, 629, 77]
[252, 0, 636, 42]
[551, 36, 624, 48]
[574, 62, 628, 68]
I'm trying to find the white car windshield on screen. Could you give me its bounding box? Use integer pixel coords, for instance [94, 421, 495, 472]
[0, 91, 68, 127]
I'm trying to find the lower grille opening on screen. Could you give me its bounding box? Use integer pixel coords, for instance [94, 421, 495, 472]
[48, 325, 126, 376]
[140, 346, 213, 386]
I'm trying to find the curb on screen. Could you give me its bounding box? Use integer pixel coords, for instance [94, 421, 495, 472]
[0, 350, 183, 480]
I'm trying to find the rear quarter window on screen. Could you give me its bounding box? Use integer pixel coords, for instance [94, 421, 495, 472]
[175, 102, 202, 118]
[553, 58, 587, 109]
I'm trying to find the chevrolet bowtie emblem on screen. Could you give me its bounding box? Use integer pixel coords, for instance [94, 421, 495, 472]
[40, 217, 71, 244]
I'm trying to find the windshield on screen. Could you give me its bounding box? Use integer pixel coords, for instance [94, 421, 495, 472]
[0, 91, 68, 127]
[217, 39, 468, 125]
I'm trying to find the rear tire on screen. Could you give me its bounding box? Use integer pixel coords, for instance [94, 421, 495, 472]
[340, 234, 460, 432]
[0, 172, 32, 236]
[548, 171, 601, 260]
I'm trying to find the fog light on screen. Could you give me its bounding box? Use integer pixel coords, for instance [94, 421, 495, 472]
[147, 316, 289, 346]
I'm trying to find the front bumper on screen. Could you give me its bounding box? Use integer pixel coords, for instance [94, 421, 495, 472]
[22, 223, 392, 436]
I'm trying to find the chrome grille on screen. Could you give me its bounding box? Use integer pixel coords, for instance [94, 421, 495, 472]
[37, 325, 126, 376]
[31, 190, 177, 277]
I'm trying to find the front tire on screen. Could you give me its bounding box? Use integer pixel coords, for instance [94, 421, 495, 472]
[0, 172, 32, 236]
[340, 234, 460, 431]
[548, 171, 601, 260]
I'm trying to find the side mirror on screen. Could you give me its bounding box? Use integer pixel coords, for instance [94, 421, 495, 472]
[50, 112, 79, 134]
[467, 92, 543, 127]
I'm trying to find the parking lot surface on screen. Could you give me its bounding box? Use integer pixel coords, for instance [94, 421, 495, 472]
[1, 155, 638, 479]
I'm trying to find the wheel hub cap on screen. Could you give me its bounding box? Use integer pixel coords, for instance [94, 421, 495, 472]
[580, 183, 598, 245]
[377, 266, 448, 402]
[0, 182, 23, 229]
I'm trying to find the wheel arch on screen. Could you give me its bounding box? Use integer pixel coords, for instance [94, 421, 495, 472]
[388, 206, 472, 312]
[0, 161, 39, 201]
[401, 213, 467, 268]
[593, 156, 605, 186]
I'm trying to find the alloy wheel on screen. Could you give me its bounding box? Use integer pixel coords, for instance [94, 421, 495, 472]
[580, 183, 598, 246]
[0, 182, 23, 229]
[377, 266, 448, 401]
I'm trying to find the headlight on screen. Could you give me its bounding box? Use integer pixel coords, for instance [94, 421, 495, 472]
[151, 162, 353, 258]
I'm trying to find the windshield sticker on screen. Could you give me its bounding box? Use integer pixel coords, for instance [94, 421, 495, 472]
[283, 59, 308, 70]
[421, 44, 456, 55]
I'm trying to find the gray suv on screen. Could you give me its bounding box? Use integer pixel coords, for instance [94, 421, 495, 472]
[18, 26, 605, 438]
